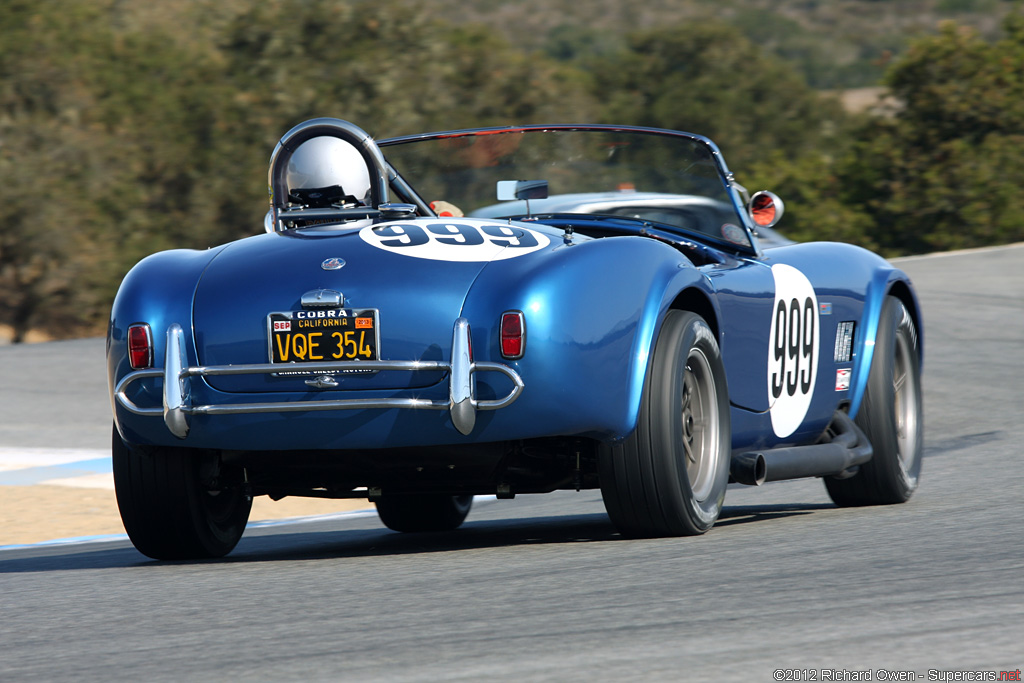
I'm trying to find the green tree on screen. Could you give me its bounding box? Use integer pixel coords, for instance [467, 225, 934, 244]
[586, 22, 848, 170]
[0, 1, 116, 341]
[837, 14, 1024, 254]
[0, 0, 598, 341]
[220, 0, 595, 136]
[0, 0, 244, 340]
[213, 0, 598, 236]
[741, 151, 877, 250]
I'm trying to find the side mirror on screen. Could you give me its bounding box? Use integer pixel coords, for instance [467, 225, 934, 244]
[749, 191, 784, 229]
[497, 179, 549, 201]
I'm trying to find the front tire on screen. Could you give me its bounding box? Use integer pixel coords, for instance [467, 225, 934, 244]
[599, 310, 731, 537]
[825, 296, 923, 506]
[375, 494, 473, 532]
[112, 425, 252, 559]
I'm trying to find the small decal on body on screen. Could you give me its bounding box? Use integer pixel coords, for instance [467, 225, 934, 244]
[835, 368, 852, 391]
[766, 264, 820, 438]
[834, 321, 856, 363]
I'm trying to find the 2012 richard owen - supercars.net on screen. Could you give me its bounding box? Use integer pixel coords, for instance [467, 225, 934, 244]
[107, 118, 923, 560]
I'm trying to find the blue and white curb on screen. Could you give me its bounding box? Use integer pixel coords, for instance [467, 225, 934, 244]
[0, 509, 382, 552]
[0, 447, 113, 489]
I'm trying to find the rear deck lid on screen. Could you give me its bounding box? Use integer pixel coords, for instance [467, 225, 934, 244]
[191, 218, 552, 393]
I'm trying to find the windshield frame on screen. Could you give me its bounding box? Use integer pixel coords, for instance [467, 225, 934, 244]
[379, 124, 758, 256]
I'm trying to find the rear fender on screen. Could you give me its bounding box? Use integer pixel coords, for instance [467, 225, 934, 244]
[462, 235, 713, 440]
[107, 247, 224, 441]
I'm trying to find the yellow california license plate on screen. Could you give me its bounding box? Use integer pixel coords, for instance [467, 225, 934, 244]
[268, 309, 379, 364]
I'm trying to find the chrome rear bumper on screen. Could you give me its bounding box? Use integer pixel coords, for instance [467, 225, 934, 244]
[114, 318, 524, 439]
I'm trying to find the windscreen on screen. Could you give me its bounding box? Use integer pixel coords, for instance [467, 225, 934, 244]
[380, 127, 750, 248]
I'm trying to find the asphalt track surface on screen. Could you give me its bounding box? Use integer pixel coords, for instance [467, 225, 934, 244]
[2, 244, 1023, 681]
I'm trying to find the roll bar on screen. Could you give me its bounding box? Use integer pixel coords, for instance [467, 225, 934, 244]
[266, 118, 392, 232]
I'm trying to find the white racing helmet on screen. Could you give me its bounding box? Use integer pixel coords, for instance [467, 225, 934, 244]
[286, 136, 371, 206]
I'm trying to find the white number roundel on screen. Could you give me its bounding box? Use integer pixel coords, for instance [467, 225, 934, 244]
[766, 264, 819, 438]
[359, 219, 550, 262]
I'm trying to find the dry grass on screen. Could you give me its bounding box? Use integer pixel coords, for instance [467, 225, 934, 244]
[0, 325, 54, 345]
[0, 485, 373, 547]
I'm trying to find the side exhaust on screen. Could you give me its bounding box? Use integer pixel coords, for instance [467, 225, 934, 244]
[730, 411, 873, 486]
[730, 451, 766, 486]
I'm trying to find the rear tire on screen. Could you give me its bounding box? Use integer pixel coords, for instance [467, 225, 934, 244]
[112, 425, 251, 559]
[375, 494, 473, 532]
[825, 296, 923, 506]
[599, 310, 731, 537]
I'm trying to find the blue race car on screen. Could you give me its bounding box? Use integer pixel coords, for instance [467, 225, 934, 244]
[108, 118, 923, 559]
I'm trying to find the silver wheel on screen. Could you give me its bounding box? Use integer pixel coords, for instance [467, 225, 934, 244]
[893, 307, 921, 477]
[599, 310, 731, 537]
[683, 347, 720, 502]
[825, 296, 922, 506]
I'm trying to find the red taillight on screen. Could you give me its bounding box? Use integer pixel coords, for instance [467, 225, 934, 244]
[500, 311, 525, 359]
[128, 324, 153, 369]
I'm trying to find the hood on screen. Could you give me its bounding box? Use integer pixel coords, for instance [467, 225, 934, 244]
[192, 217, 555, 393]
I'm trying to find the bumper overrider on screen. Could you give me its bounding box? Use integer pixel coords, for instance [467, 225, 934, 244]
[114, 318, 524, 439]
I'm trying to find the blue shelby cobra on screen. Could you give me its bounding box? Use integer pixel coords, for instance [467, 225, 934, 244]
[108, 118, 923, 559]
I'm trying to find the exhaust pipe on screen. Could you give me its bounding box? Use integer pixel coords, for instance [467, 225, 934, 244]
[730, 411, 873, 485]
[730, 451, 766, 486]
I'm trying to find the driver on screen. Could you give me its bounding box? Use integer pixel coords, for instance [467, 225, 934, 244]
[285, 135, 465, 219]
[286, 136, 371, 208]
